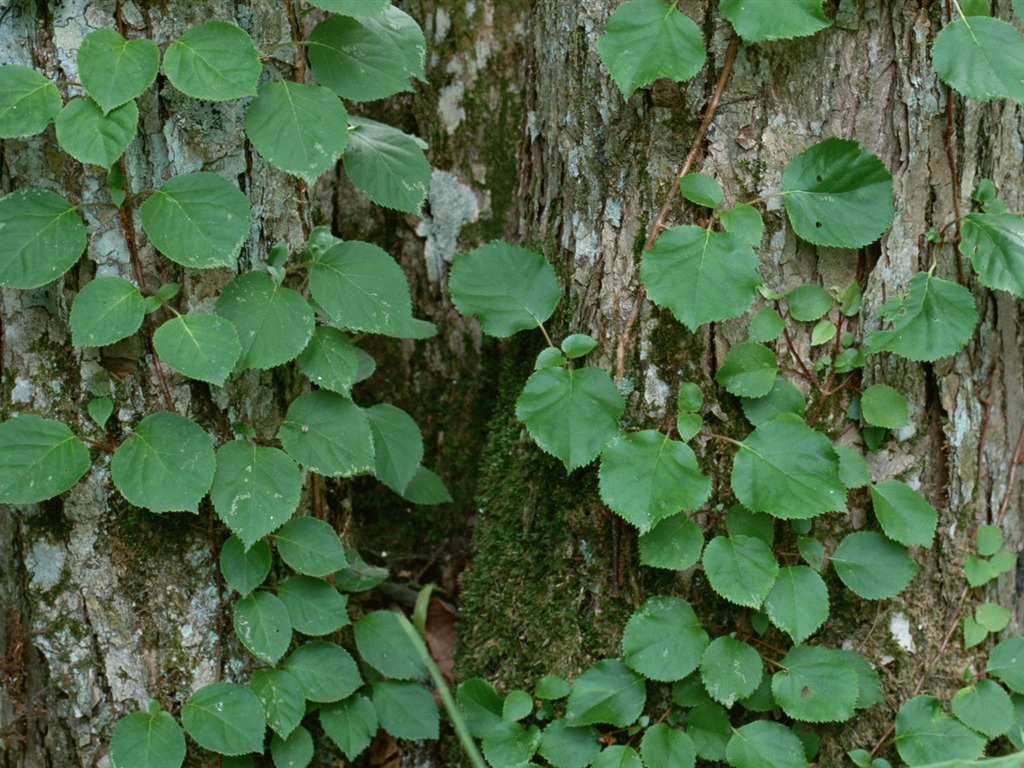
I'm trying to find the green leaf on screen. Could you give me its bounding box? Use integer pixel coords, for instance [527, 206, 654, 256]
[679, 172, 723, 208]
[964, 554, 998, 588]
[0, 189, 87, 289]
[992, 550, 1017, 574]
[308, 7, 425, 101]
[565, 659, 646, 727]
[343, 117, 430, 214]
[638, 513, 704, 570]
[335, 547, 389, 592]
[0, 65, 61, 137]
[640, 723, 696, 768]
[355, 610, 427, 680]
[153, 314, 241, 385]
[592, 745, 642, 768]
[561, 333, 598, 359]
[503, 689, 534, 722]
[740, 377, 806, 427]
[810, 320, 836, 346]
[595, 0, 705, 99]
[539, 719, 602, 768]
[763, 565, 829, 644]
[781, 138, 894, 248]
[244, 82, 349, 184]
[321, 695, 377, 761]
[449, 241, 561, 337]
[715, 342, 778, 398]
[622, 596, 709, 682]
[367, 404, 424, 494]
[273, 516, 348, 577]
[70, 276, 146, 347]
[976, 602, 1010, 632]
[641, 225, 760, 332]
[77, 29, 158, 113]
[726, 720, 809, 768]
[163, 21, 260, 101]
[964, 616, 988, 650]
[109, 708, 187, 768]
[598, 431, 710, 533]
[977, 524, 1004, 556]
[699, 636, 762, 708]
[721, 203, 765, 247]
[372, 680, 439, 740]
[731, 417, 847, 518]
[516, 366, 625, 471]
[211, 441, 301, 551]
[720, 0, 830, 42]
[277, 576, 348, 636]
[87, 397, 113, 430]
[111, 412, 215, 513]
[772, 645, 858, 723]
[295, 327, 359, 396]
[140, 172, 250, 270]
[306, 0, 390, 13]
[233, 590, 292, 665]
[279, 391, 374, 478]
[456, 678, 504, 738]
[895, 695, 986, 766]
[786, 285, 833, 322]
[308, 239, 429, 339]
[861, 385, 909, 428]
[960, 213, 1024, 298]
[536, 675, 571, 700]
[865, 271, 978, 361]
[832, 531, 919, 599]
[702, 535, 779, 608]
[537, 347, 568, 369]
[749, 307, 785, 342]
[250, 668, 305, 740]
[270, 725, 313, 768]
[961, 0, 991, 13]
[688, 702, 731, 761]
[725, 506, 773, 546]
[181, 683, 265, 756]
[952, 680, 1013, 739]
[836, 649, 883, 710]
[219, 536, 271, 596]
[482, 721, 542, 767]
[870, 480, 938, 547]
[677, 413, 703, 441]
[988, 637, 1024, 693]
[399, 466, 453, 505]
[798, 536, 826, 571]
[55, 98, 137, 168]
[932, 16, 1024, 104]
[285, 641, 362, 703]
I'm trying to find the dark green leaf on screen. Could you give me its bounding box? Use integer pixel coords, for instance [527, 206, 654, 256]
[270, 725, 312, 768]
[702, 535, 779, 608]
[592, 745, 642, 768]
[861, 385, 909, 428]
[786, 285, 833, 322]
[295, 327, 359, 396]
[77, 29, 158, 113]
[837, 446, 869, 489]
[638, 513, 704, 570]
[720, 0, 830, 42]
[87, 397, 113, 429]
[285, 641, 362, 703]
[367, 403, 424, 494]
[109, 708, 187, 768]
[832, 531, 919, 599]
[687, 702, 731, 762]
[277, 576, 349, 636]
[951, 679, 1013, 739]
[343, 117, 430, 214]
[988, 637, 1024, 694]
[640, 723, 696, 768]
[870, 480, 937, 547]
[372, 681, 439, 740]
[726, 720, 808, 768]
[0, 415, 89, 504]
[772, 645, 858, 723]
[0, 65, 61, 137]
[219, 536, 271, 596]
[699, 636, 762, 708]
[539, 719, 602, 768]
[211, 441, 300, 548]
[679, 172, 723, 208]
[536, 675, 571, 700]
[273, 516, 348, 577]
[798, 536, 826, 571]
[835, 649, 883, 710]
[153, 314, 241, 385]
[482, 721, 542, 767]
[279, 391, 374, 478]
[715, 342, 778, 398]
[232, 591, 292, 665]
[622, 596, 708, 682]
[562, 333, 598, 359]
[355, 610, 428, 680]
[250, 668, 305, 740]
[320, 695, 378, 761]
[306, 0, 390, 13]
[503, 689, 534, 722]
[960, 212, 1024, 298]
[725, 506, 774, 546]
[565, 659, 646, 727]
[335, 547, 389, 592]
[895, 695, 986, 765]
[932, 16, 1024, 104]
[740, 377, 806, 427]
[181, 683, 265, 756]
[163, 21, 260, 101]
[71, 276, 146, 347]
[399, 466, 453, 505]
[763, 565, 829, 643]
[55, 98, 137, 168]
[456, 678, 504, 738]
[0, 189, 87, 289]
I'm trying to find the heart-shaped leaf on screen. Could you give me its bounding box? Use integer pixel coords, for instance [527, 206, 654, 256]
[163, 21, 260, 101]
[0, 415, 90, 504]
[0, 189, 87, 289]
[77, 29, 159, 113]
[0, 65, 61, 137]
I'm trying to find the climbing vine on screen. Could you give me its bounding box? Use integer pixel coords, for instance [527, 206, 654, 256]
[2, 0, 1024, 767]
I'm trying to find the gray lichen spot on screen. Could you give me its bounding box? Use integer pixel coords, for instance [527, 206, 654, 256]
[27, 540, 67, 592]
[417, 170, 479, 282]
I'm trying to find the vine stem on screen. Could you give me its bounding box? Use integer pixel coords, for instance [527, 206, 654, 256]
[614, 35, 740, 381]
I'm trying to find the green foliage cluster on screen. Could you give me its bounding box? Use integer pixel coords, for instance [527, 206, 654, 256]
[3, 0, 1024, 766]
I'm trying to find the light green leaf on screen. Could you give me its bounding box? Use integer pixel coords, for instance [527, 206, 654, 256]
[87, 397, 113, 429]
[960, 213, 1024, 298]
[726, 720, 809, 768]
[988, 637, 1024, 693]
[721, 203, 765, 247]
[211, 442, 301, 549]
[482, 721, 542, 767]
[250, 668, 305, 740]
[749, 307, 785, 342]
[109, 708, 187, 768]
[279, 391, 374, 478]
[720, 0, 830, 42]
[952, 680, 1013, 739]
[977, 524, 1004, 556]
[740, 377, 806, 427]
[449, 241, 562, 337]
[539, 719, 602, 768]
[273, 516, 348, 577]
[308, 8, 425, 101]
[343, 116, 430, 214]
[270, 725, 313, 768]
[622, 596, 708, 682]
[181, 682, 265, 756]
[836, 445, 870, 489]
[595, 0, 705, 99]
[861, 384, 909, 428]
[782, 138, 894, 248]
[355, 610, 427, 680]
[598, 431, 710, 532]
[715, 342, 778, 398]
[140, 172, 250, 270]
[638, 513, 704, 570]
[295, 327, 359, 396]
[153, 314, 241, 385]
[76, 29, 158, 113]
[503, 690, 535, 722]
[895, 695, 986, 766]
[515, 366, 625, 471]
[372, 681, 439, 740]
[244, 82, 349, 184]
[731, 417, 847, 518]
[0, 189, 87, 289]
[763, 565, 829, 644]
[232, 590, 292, 665]
[964, 616, 988, 650]
[786, 285, 833, 322]
[536, 675, 571, 700]
[70, 276, 146, 347]
[306, 0, 390, 13]
[219, 536, 271, 596]
[55, 98, 137, 168]
[0, 65, 61, 137]
[702, 535, 779, 608]
[798, 536, 826, 571]
[932, 16, 1024, 104]
[640, 723, 696, 768]
[111, 412, 215, 513]
[832, 531, 919, 599]
[456, 678, 504, 738]
[562, 333, 598, 359]
[964, 554, 999, 588]
[865, 271, 978, 361]
[811, 319, 836, 345]
[772, 645, 858, 723]
[163, 21, 260, 101]
[679, 172, 723, 208]
[699, 636, 762, 708]
[641, 225, 760, 331]
[592, 745, 642, 768]
[321, 695, 377, 761]
[565, 659, 646, 727]
[366, 403, 423, 494]
[870, 480, 937, 547]
[277, 576, 349, 636]
[285, 641, 362, 703]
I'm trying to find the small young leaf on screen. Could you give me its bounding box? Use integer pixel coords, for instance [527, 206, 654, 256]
[273, 516, 348, 577]
[163, 21, 261, 101]
[763, 565, 829, 644]
[811, 320, 836, 346]
[721, 203, 765, 247]
[250, 668, 305, 740]
[277, 576, 349, 636]
[702, 535, 779, 608]
[640, 723, 696, 768]
[367, 403, 424, 494]
[565, 659, 646, 728]
[70, 276, 147, 347]
[457, 678, 504, 738]
[55, 98, 137, 168]
[861, 385, 909, 429]
[233, 591, 292, 665]
[638, 513, 704, 570]
[343, 116, 430, 214]
[831, 531, 919, 599]
[220, 536, 272, 596]
[870, 480, 937, 547]
[772, 645, 859, 723]
[285, 641, 362, 703]
[621, 596, 709, 682]
[798, 536, 826, 571]
[726, 720, 808, 768]
[502, 689, 534, 722]
[894, 695, 986, 765]
[561, 333, 598, 359]
[320, 695, 378, 761]
[77, 29, 158, 113]
[0, 189, 87, 289]
[354, 610, 428, 680]
[951, 679, 1014, 739]
[536, 347, 568, 370]
[335, 547, 389, 592]
[964, 616, 988, 649]
[536, 675, 571, 700]
[87, 397, 113, 430]
[539, 719, 602, 768]
[700, 636, 762, 708]
[270, 725, 313, 768]
[835, 445, 870, 489]
[840, 282, 862, 316]
[211, 442, 301, 549]
[482, 721, 542, 767]
[279, 391, 374, 478]
[960, 212, 1024, 298]
[721, 0, 830, 42]
[740, 377, 806, 427]
[181, 683, 265, 756]
[399, 466, 453, 505]
[0, 65, 61, 137]
[295, 327, 359, 396]
[786, 285, 833, 322]
[153, 314, 241, 385]
[595, 0, 705, 99]
[109, 707, 187, 768]
[678, 382, 703, 413]
[715, 342, 778, 398]
[964, 554, 998, 588]
[679, 172, 723, 208]
[932, 16, 1024, 104]
[977, 524, 1004, 556]
[836, 649, 883, 711]
[988, 637, 1024, 693]
[372, 680, 439, 740]
[591, 745, 642, 768]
